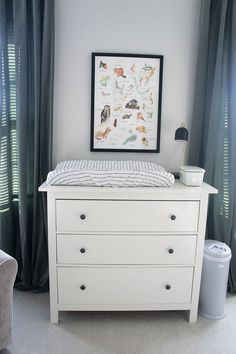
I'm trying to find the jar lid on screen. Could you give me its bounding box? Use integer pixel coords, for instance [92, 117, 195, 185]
[180, 165, 205, 173]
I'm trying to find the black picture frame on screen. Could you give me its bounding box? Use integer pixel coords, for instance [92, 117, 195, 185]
[90, 53, 163, 152]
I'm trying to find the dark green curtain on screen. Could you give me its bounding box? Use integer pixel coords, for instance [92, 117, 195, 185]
[0, 0, 54, 290]
[189, 0, 236, 292]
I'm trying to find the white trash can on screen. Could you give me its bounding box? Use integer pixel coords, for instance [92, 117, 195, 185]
[199, 240, 231, 320]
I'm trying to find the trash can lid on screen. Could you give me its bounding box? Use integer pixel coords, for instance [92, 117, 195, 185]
[204, 240, 231, 258]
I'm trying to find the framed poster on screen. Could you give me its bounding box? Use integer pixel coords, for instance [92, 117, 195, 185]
[90, 53, 163, 152]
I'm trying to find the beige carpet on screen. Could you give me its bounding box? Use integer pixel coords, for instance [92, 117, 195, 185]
[2, 291, 236, 354]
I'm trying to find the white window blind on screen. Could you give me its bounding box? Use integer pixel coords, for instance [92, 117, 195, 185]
[0, 20, 18, 212]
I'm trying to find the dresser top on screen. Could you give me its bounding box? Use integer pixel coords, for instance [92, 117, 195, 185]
[39, 181, 217, 200]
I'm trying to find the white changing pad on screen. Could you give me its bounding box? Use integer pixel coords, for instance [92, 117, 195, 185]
[46, 160, 175, 187]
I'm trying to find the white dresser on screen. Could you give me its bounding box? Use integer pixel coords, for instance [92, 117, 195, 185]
[39, 181, 217, 323]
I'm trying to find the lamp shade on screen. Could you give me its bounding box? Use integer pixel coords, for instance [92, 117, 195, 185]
[175, 124, 188, 141]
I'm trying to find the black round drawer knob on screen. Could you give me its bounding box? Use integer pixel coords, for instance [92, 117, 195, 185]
[80, 214, 86, 220]
[165, 285, 171, 290]
[170, 215, 176, 220]
[80, 285, 86, 291]
[80, 248, 86, 254]
[168, 248, 174, 254]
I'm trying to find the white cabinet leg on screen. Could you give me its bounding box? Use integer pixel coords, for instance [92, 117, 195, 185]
[50, 308, 59, 324]
[189, 308, 198, 323]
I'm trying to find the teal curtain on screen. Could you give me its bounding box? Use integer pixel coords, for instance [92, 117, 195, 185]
[189, 0, 236, 292]
[0, 0, 54, 290]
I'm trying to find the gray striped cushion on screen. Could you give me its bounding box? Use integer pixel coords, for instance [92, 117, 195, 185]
[46, 160, 175, 187]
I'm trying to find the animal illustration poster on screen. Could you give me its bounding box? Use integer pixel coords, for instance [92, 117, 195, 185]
[90, 53, 163, 152]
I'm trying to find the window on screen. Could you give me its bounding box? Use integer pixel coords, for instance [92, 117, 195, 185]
[0, 17, 18, 212]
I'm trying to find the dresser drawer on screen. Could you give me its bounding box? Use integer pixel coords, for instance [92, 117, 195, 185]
[57, 234, 196, 265]
[56, 200, 199, 232]
[57, 267, 193, 305]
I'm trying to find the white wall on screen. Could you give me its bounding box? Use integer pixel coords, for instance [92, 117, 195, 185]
[53, 0, 201, 171]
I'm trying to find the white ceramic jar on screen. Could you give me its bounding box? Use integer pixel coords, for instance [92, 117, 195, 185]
[179, 166, 205, 186]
